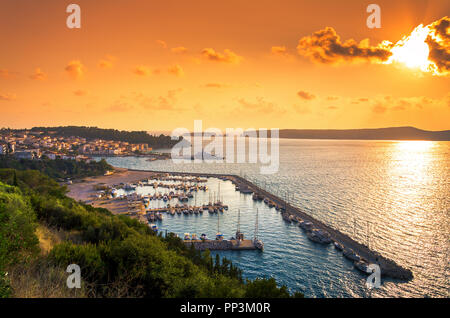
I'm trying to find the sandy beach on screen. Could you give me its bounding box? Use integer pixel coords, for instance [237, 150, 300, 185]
[67, 167, 157, 214]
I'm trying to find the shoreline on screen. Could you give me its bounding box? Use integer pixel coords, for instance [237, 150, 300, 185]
[67, 167, 414, 281]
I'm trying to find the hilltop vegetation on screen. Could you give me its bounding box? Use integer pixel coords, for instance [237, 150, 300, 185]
[28, 126, 179, 149]
[0, 168, 303, 298]
[0, 156, 112, 180]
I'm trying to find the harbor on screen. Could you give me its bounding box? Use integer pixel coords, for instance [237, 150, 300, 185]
[68, 167, 414, 282]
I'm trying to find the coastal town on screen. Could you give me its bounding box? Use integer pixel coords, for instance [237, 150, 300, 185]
[0, 128, 155, 161]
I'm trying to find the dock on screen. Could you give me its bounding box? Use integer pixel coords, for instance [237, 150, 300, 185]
[184, 239, 259, 251]
[128, 168, 414, 281]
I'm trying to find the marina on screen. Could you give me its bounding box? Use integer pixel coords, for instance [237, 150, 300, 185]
[70, 167, 413, 281]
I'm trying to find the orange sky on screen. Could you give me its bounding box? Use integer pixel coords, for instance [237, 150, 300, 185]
[0, 0, 449, 132]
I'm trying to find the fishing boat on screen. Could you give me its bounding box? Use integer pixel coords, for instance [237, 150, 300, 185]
[354, 260, 370, 273]
[149, 223, 158, 232]
[343, 249, 361, 262]
[216, 233, 224, 240]
[306, 229, 332, 244]
[253, 209, 264, 251]
[281, 212, 292, 223]
[334, 242, 344, 251]
[299, 221, 313, 231]
[124, 183, 136, 191]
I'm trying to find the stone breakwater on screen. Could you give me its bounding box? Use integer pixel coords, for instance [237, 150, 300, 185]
[128, 169, 414, 281]
[183, 239, 259, 251]
[184, 240, 233, 251]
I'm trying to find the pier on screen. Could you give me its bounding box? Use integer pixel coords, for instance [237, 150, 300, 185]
[183, 239, 259, 251]
[128, 169, 414, 281]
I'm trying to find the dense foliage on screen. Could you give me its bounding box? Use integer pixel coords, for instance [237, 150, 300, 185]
[0, 168, 303, 298]
[29, 126, 179, 149]
[0, 156, 112, 180]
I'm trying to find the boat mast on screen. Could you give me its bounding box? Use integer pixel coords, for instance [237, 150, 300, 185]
[218, 182, 221, 203]
[237, 209, 241, 234]
[254, 208, 259, 240]
[217, 210, 220, 233]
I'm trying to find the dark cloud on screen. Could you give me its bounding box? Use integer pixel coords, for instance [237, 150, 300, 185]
[426, 16, 450, 74]
[297, 27, 391, 64]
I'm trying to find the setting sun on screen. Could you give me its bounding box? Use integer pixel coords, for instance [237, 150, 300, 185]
[386, 24, 432, 71]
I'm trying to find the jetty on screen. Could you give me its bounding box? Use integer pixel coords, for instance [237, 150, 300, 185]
[128, 169, 413, 281]
[183, 239, 259, 251]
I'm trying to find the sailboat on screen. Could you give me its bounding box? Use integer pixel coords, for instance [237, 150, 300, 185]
[253, 208, 264, 251]
[235, 209, 244, 241]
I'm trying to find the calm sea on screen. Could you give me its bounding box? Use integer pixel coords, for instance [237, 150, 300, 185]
[97, 139, 449, 298]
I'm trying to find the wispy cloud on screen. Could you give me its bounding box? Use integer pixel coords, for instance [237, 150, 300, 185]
[297, 91, 316, 100]
[133, 65, 152, 76]
[202, 83, 230, 88]
[98, 55, 117, 69]
[171, 46, 188, 54]
[167, 64, 185, 77]
[73, 89, 88, 96]
[0, 93, 17, 101]
[0, 69, 12, 78]
[201, 48, 243, 64]
[29, 68, 47, 80]
[156, 40, 167, 49]
[65, 60, 85, 79]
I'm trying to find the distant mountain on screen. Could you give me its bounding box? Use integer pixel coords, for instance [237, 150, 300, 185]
[278, 127, 450, 141]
